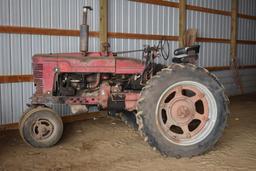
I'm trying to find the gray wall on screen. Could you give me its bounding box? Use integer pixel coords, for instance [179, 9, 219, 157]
[0, 0, 256, 125]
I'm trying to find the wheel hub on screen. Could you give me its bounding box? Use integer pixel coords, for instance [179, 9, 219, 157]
[33, 119, 54, 140]
[169, 99, 194, 125]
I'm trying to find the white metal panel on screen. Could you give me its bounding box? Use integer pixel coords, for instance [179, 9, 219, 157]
[197, 42, 230, 67]
[3, 0, 99, 31]
[187, 10, 231, 39]
[237, 44, 256, 65]
[109, 0, 179, 35]
[0, 84, 13, 124]
[0, 0, 10, 25]
[0, 34, 11, 75]
[238, 18, 256, 41]
[238, 0, 256, 16]
[187, 0, 231, 11]
[213, 69, 256, 96]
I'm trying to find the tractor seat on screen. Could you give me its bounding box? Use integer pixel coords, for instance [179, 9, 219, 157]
[172, 45, 200, 63]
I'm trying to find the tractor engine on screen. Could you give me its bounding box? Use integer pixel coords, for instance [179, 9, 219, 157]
[53, 73, 142, 112]
[55, 73, 142, 97]
[52, 72, 143, 113]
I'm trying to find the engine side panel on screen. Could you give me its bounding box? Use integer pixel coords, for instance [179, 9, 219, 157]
[32, 52, 145, 95]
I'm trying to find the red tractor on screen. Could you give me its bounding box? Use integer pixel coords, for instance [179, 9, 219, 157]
[19, 6, 229, 157]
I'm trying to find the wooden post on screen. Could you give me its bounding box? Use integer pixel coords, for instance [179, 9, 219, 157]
[231, 0, 237, 62]
[231, 0, 244, 94]
[99, 0, 108, 52]
[179, 0, 186, 47]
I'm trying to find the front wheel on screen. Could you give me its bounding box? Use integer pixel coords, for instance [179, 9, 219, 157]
[136, 64, 229, 157]
[19, 106, 63, 148]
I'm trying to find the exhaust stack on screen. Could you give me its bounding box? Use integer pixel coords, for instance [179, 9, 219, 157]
[80, 6, 92, 54]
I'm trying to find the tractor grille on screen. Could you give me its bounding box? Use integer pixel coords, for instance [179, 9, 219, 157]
[33, 63, 43, 95]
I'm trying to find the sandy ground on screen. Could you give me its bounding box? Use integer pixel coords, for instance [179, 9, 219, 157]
[0, 94, 256, 171]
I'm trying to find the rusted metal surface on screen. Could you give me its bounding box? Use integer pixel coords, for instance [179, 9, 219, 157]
[125, 93, 141, 111]
[32, 119, 54, 140]
[32, 52, 145, 95]
[157, 85, 209, 142]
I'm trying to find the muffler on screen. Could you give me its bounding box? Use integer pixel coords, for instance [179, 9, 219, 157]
[80, 6, 92, 54]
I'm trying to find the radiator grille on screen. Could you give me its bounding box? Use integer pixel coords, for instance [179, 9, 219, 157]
[33, 63, 43, 95]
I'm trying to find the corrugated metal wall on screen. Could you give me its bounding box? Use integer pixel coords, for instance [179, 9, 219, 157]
[0, 0, 256, 125]
[0, 0, 100, 125]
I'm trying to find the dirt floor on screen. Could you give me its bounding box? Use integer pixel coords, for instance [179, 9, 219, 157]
[1, 94, 256, 171]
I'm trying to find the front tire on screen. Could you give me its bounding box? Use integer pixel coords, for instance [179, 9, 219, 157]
[19, 106, 63, 148]
[136, 64, 229, 157]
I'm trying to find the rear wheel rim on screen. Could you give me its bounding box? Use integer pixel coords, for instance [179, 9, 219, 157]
[156, 81, 217, 146]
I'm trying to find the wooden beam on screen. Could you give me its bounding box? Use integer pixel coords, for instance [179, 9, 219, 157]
[206, 66, 230, 71]
[0, 75, 33, 83]
[238, 13, 256, 20]
[237, 40, 256, 45]
[1, 25, 256, 45]
[0, 26, 99, 37]
[108, 32, 179, 41]
[130, 0, 256, 20]
[99, 0, 108, 52]
[179, 0, 186, 47]
[0, 112, 106, 131]
[186, 5, 231, 16]
[197, 37, 230, 43]
[129, 0, 178, 8]
[206, 65, 256, 71]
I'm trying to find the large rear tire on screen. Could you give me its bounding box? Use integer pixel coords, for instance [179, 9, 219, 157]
[19, 106, 63, 148]
[136, 64, 229, 157]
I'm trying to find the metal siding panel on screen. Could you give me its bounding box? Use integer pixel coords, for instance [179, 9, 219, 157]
[31, 0, 41, 27]
[11, 83, 23, 123]
[32, 35, 42, 55]
[51, 0, 60, 29]
[41, 35, 51, 53]
[187, 0, 231, 11]
[196, 42, 230, 67]
[21, 35, 32, 74]
[238, 0, 256, 16]
[238, 18, 256, 41]
[187, 10, 231, 39]
[10, 34, 22, 75]
[69, 0, 78, 29]
[51, 36, 60, 53]
[0, 84, 13, 124]
[41, 0, 51, 28]
[0, 0, 10, 25]
[10, 0, 21, 26]
[238, 44, 256, 65]
[213, 69, 256, 96]
[21, 0, 31, 26]
[0, 34, 11, 75]
[108, 0, 179, 36]
[22, 82, 34, 112]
